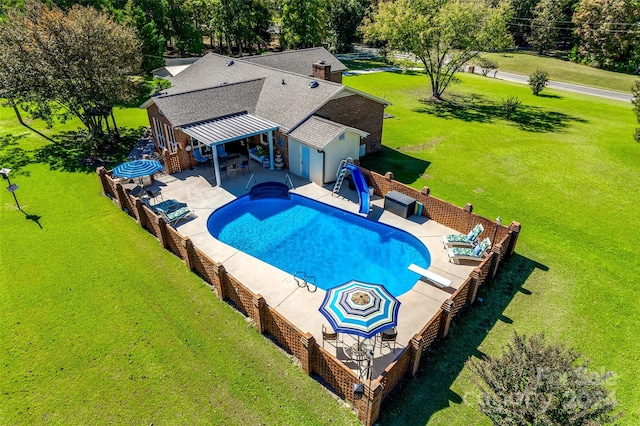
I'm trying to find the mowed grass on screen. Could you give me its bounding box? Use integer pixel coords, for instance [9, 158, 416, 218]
[481, 51, 638, 93]
[345, 71, 640, 424]
[0, 108, 359, 425]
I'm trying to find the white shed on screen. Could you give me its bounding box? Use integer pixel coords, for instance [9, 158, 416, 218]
[287, 116, 369, 185]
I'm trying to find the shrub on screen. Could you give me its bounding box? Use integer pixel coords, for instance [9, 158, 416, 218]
[528, 69, 549, 95]
[500, 96, 521, 120]
[476, 57, 498, 77]
[470, 333, 621, 426]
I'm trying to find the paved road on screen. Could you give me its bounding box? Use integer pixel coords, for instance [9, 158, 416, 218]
[478, 69, 633, 102]
[347, 46, 633, 103]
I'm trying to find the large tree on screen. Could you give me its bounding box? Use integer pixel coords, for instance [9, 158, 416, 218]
[470, 333, 620, 425]
[527, 0, 563, 54]
[279, 0, 327, 49]
[0, 1, 141, 136]
[363, 0, 513, 100]
[329, 0, 369, 53]
[573, 0, 640, 72]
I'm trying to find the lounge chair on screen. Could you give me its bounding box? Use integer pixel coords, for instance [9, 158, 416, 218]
[156, 203, 194, 226]
[446, 237, 491, 264]
[193, 150, 211, 168]
[441, 224, 484, 248]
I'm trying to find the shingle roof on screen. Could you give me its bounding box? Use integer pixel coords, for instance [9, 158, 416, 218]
[241, 47, 347, 76]
[153, 79, 263, 127]
[152, 53, 345, 130]
[288, 116, 368, 150]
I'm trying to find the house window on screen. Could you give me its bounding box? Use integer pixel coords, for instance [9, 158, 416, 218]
[153, 117, 165, 149]
[191, 138, 209, 155]
[260, 133, 268, 146]
[164, 123, 178, 153]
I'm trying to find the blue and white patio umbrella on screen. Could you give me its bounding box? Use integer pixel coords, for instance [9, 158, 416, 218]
[112, 159, 163, 179]
[319, 280, 400, 339]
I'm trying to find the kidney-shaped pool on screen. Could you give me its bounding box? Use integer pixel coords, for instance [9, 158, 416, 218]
[207, 183, 430, 297]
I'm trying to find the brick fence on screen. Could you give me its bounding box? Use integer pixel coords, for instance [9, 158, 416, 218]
[97, 166, 520, 425]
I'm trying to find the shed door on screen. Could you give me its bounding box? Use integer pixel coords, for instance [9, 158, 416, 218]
[301, 145, 310, 179]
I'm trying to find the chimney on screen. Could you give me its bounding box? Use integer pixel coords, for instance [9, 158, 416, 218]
[312, 60, 332, 81]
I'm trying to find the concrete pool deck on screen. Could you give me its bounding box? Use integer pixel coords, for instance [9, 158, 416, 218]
[145, 159, 476, 377]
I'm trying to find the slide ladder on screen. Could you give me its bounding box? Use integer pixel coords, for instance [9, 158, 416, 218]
[332, 158, 353, 196]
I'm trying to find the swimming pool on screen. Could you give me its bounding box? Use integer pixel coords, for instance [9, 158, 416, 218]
[206, 185, 431, 297]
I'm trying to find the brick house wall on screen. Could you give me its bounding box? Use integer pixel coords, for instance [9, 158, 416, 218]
[315, 95, 384, 154]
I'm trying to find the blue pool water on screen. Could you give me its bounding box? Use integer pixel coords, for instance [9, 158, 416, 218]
[206, 193, 431, 297]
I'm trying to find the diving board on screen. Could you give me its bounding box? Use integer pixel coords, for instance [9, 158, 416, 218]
[408, 264, 451, 288]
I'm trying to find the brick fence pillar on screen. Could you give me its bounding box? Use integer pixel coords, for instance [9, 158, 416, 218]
[490, 243, 503, 279]
[300, 332, 315, 375]
[96, 166, 108, 196]
[182, 238, 194, 271]
[466, 268, 481, 305]
[439, 299, 455, 338]
[114, 182, 127, 211]
[134, 198, 144, 227]
[212, 263, 227, 300]
[506, 221, 521, 257]
[156, 216, 168, 249]
[408, 334, 425, 377]
[358, 379, 383, 426]
[252, 294, 266, 333]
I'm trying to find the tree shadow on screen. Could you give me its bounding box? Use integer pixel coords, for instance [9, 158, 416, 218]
[379, 253, 549, 425]
[359, 146, 431, 183]
[0, 134, 32, 176]
[413, 94, 586, 133]
[33, 126, 147, 173]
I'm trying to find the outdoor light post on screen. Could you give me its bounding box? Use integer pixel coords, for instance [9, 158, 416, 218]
[492, 216, 502, 248]
[0, 167, 21, 210]
[364, 348, 374, 424]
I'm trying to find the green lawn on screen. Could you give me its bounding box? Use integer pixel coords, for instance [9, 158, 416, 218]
[480, 51, 638, 93]
[344, 71, 640, 424]
[0, 109, 360, 425]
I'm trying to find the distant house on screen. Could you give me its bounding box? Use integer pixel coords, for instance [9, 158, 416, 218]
[141, 47, 389, 185]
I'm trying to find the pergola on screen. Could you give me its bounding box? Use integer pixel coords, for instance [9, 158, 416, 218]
[180, 112, 280, 185]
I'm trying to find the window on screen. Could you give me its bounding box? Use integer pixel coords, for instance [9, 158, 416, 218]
[153, 117, 165, 149]
[260, 133, 268, 146]
[164, 123, 177, 153]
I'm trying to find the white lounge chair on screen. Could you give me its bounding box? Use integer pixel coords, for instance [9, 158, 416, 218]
[441, 224, 484, 248]
[408, 264, 451, 287]
[446, 238, 491, 264]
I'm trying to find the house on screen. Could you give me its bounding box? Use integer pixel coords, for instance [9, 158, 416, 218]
[141, 47, 389, 185]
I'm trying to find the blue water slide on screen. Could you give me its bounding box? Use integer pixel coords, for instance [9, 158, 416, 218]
[345, 163, 370, 215]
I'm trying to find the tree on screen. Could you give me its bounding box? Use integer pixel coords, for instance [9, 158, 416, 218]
[527, 0, 563, 55]
[470, 333, 620, 426]
[0, 1, 141, 138]
[329, 0, 369, 53]
[573, 0, 640, 72]
[528, 69, 549, 95]
[633, 80, 640, 142]
[123, 0, 165, 73]
[279, 0, 327, 49]
[363, 0, 513, 100]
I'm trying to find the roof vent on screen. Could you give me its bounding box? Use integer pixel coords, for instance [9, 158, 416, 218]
[318, 60, 326, 65]
[227, 60, 234, 66]
[309, 80, 319, 89]
[281, 79, 286, 85]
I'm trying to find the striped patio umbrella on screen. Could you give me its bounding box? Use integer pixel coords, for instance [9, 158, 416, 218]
[319, 280, 400, 339]
[112, 159, 163, 179]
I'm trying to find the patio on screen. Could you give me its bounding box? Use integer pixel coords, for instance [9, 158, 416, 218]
[142, 156, 477, 378]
